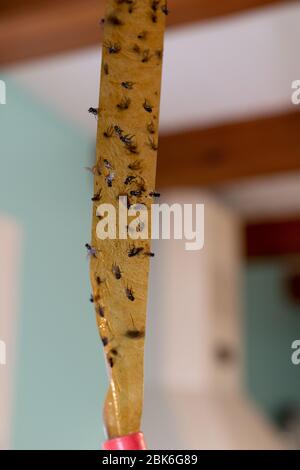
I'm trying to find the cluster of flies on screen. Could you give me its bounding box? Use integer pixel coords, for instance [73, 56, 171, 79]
[86, 0, 167, 367]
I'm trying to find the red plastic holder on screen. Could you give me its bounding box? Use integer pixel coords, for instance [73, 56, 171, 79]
[103, 432, 146, 450]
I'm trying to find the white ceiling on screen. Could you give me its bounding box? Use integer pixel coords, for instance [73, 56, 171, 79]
[4, 1, 300, 218]
[215, 172, 300, 220]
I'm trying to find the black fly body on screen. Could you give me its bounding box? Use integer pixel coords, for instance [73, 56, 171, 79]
[142, 49, 151, 63]
[137, 31, 147, 40]
[161, 3, 169, 15]
[128, 246, 144, 257]
[121, 81, 135, 90]
[98, 306, 105, 317]
[128, 160, 142, 171]
[104, 159, 113, 169]
[117, 97, 131, 110]
[125, 287, 135, 302]
[124, 175, 137, 185]
[130, 190, 143, 197]
[112, 264, 122, 280]
[103, 125, 114, 138]
[147, 120, 156, 134]
[91, 190, 102, 202]
[106, 173, 115, 187]
[143, 99, 153, 113]
[125, 329, 145, 339]
[147, 137, 158, 150]
[149, 191, 160, 198]
[104, 41, 121, 54]
[103, 63, 109, 75]
[88, 107, 98, 117]
[106, 14, 124, 26]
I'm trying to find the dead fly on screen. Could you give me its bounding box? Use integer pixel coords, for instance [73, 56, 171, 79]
[130, 189, 143, 197]
[156, 50, 163, 60]
[88, 107, 98, 117]
[121, 81, 134, 90]
[97, 305, 105, 317]
[117, 97, 131, 110]
[114, 126, 138, 153]
[136, 221, 145, 232]
[144, 251, 155, 257]
[85, 164, 101, 176]
[143, 99, 153, 113]
[124, 175, 136, 185]
[114, 125, 134, 145]
[128, 160, 142, 171]
[125, 287, 135, 302]
[106, 172, 115, 187]
[114, 125, 123, 138]
[91, 190, 102, 202]
[137, 31, 147, 40]
[126, 142, 139, 154]
[104, 41, 121, 54]
[90, 294, 95, 303]
[151, 13, 158, 23]
[104, 159, 113, 169]
[128, 1, 137, 13]
[141, 49, 151, 63]
[127, 220, 144, 234]
[101, 336, 109, 347]
[149, 191, 160, 198]
[147, 120, 156, 134]
[116, 0, 135, 9]
[106, 13, 124, 26]
[128, 246, 144, 257]
[161, 3, 169, 15]
[108, 356, 114, 368]
[96, 276, 104, 285]
[130, 178, 146, 196]
[85, 243, 97, 258]
[103, 125, 114, 138]
[147, 137, 158, 151]
[112, 264, 122, 280]
[125, 329, 145, 339]
[151, 0, 160, 11]
[132, 44, 141, 54]
[103, 63, 109, 75]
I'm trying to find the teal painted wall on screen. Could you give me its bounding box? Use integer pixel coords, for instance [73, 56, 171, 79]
[245, 261, 300, 419]
[0, 77, 106, 449]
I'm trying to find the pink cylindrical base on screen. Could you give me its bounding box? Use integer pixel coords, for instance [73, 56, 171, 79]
[103, 432, 146, 450]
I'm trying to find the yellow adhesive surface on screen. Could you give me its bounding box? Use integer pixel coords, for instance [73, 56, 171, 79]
[89, 0, 166, 438]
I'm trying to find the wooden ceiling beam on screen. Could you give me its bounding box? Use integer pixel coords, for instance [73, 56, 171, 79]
[0, 0, 297, 66]
[157, 110, 300, 187]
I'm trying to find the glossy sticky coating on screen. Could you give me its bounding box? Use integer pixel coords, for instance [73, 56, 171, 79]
[103, 432, 146, 450]
[90, 0, 166, 439]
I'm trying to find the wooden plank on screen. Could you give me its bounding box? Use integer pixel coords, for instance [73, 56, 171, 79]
[0, 0, 105, 66]
[0, 0, 296, 65]
[245, 217, 300, 258]
[157, 110, 300, 187]
[168, 0, 297, 26]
